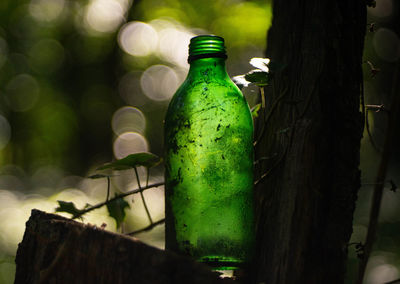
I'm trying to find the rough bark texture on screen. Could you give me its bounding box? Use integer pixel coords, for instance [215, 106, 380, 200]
[253, 1, 366, 283]
[15, 210, 235, 284]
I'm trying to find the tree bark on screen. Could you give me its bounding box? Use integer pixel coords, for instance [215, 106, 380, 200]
[253, 1, 366, 283]
[15, 210, 235, 284]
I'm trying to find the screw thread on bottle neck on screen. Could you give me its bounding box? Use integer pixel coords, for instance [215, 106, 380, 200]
[188, 35, 227, 63]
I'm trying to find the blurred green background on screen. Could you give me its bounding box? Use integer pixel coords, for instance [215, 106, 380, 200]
[0, 0, 398, 283]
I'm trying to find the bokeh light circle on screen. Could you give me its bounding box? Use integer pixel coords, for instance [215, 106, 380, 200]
[118, 21, 158, 57]
[118, 72, 147, 106]
[29, 0, 66, 22]
[0, 175, 25, 191]
[0, 37, 8, 69]
[113, 132, 148, 159]
[367, 263, 399, 284]
[0, 116, 11, 150]
[85, 0, 125, 33]
[112, 106, 146, 135]
[5, 74, 40, 112]
[373, 28, 400, 62]
[140, 65, 179, 101]
[368, 0, 393, 18]
[157, 27, 193, 68]
[0, 190, 20, 210]
[29, 39, 65, 73]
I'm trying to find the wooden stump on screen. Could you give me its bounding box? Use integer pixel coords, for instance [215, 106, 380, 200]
[15, 210, 235, 284]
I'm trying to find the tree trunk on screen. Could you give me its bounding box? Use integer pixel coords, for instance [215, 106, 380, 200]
[253, 1, 366, 283]
[15, 210, 235, 284]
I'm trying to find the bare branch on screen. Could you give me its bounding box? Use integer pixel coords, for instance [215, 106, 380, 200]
[126, 218, 165, 236]
[72, 182, 164, 219]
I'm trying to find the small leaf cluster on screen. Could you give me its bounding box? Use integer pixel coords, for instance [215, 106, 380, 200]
[232, 57, 271, 89]
[55, 201, 91, 219]
[55, 152, 162, 229]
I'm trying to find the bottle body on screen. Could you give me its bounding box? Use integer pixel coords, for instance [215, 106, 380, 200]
[164, 38, 254, 270]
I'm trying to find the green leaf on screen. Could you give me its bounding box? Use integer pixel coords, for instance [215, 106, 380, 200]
[55, 201, 84, 218]
[249, 57, 270, 72]
[232, 75, 250, 89]
[251, 104, 261, 118]
[97, 152, 162, 171]
[244, 70, 269, 87]
[232, 57, 272, 89]
[106, 195, 130, 229]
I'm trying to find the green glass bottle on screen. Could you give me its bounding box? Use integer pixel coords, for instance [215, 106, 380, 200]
[164, 35, 254, 270]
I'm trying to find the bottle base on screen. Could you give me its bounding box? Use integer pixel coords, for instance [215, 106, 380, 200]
[198, 256, 243, 270]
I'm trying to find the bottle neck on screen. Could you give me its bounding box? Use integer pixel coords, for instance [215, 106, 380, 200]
[187, 57, 228, 81]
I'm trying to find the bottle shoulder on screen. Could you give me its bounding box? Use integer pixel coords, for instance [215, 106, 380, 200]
[170, 77, 244, 107]
[165, 77, 253, 130]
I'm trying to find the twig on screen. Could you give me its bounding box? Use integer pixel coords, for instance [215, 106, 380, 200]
[365, 60, 380, 77]
[367, 22, 376, 33]
[126, 218, 165, 236]
[254, 141, 288, 186]
[356, 62, 400, 284]
[365, 104, 388, 113]
[106, 176, 110, 202]
[260, 87, 266, 109]
[298, 85, 316, 119]
[72, 181, 164, 219]
[146, 168, 150, 187]
[362, 54, 381, 152]
[254, 154, 278, 166]
[365, 104, 389, 152]
[134, 166, 153, 224]
[254, 126, 292, 186]
[365, 109, 381, 152]
[254, 86, 287, 146]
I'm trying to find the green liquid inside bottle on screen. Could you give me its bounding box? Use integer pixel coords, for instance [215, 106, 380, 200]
[164, 35, 254, 270]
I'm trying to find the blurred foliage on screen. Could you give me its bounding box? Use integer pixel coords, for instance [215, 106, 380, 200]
[0, 0, 272, 282]
[0, 0, 272, 174]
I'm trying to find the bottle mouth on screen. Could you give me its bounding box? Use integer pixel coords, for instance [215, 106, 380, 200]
[188, 35, 227, 63]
